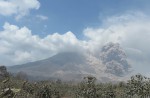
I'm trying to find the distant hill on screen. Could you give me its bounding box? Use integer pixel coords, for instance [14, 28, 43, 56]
[8, 43, 131, 82]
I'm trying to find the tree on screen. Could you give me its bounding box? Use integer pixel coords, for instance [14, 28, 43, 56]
[15, 71, 28, 81]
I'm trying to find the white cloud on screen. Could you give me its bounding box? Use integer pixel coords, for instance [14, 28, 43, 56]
[0, 22, 82, 65]
[36, 15, 48, 20]
[1, 11, 150, 70]
[83, 12, 150, 74]
[83, 12, 150, 60]
[0, 0, 40, 19]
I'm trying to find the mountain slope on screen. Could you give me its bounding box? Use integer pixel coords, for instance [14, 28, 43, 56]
[8, 52, 97, 80]
[8, 43, 131, 82]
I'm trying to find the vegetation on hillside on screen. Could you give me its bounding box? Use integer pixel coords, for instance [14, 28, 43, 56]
[1, 66, 150, 98]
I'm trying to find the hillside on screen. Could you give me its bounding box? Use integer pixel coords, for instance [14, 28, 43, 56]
[8, 43, 131, 82]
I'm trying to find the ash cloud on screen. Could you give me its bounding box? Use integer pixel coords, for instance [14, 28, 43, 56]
[100, 42, 131, 76]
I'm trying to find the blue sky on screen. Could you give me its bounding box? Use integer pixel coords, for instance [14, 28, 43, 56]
[1, 0, 150, 76]
[1, 0, 150, 38]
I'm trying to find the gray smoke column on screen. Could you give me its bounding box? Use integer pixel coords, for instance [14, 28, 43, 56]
[100, 42, 131, 76]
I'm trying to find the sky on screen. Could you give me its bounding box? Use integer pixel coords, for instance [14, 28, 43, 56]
[0, 0, 150, 75]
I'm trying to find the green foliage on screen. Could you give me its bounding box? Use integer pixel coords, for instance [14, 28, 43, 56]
[126, 74, 150, 97]
[1, 74, 150, 98]
[77, 76, 97, 98]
